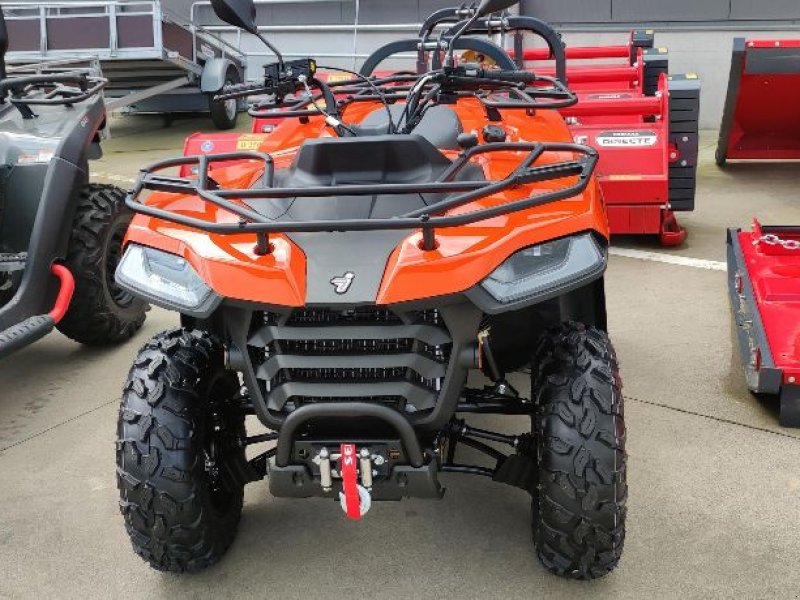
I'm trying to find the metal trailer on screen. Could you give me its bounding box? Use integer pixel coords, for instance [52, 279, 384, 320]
[2, 0, 247, 129]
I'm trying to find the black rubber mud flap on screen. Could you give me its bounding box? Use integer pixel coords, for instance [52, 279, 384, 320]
[0, 314, 55, 359]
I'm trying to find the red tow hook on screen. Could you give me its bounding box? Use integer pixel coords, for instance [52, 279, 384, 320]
[339, 444, 362, 520]
[48, 264, 75, 323]
[339, 444, 372, 520]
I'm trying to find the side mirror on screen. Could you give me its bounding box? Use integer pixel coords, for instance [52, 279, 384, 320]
[477, 0, 519, 17]
[210, 0, 257, 34]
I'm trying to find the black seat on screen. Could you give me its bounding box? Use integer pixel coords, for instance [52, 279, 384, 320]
[243, 134, 483, 223]
[353, 104, 464, 150]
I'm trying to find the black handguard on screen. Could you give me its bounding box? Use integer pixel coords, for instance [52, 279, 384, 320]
[478, 69, 539, 85]
[440, 65, 537, 89]
[214, 59, 318, 103]
[214, 82, 271, 102]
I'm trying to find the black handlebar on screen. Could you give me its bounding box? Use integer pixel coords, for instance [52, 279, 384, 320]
[214, 81, 270, 102]
[247, 76, 339, 122]
[474, 69, 538, 84]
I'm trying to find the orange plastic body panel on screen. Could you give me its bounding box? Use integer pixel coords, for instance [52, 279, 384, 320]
[126, 97, 608, 307]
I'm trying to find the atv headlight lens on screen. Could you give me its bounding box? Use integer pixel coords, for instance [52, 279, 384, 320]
[115, 245, 220, 316]
[481, 233, 606, 305]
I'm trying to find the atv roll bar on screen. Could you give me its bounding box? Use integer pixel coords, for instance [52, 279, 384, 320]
[127, 142, 597, 249]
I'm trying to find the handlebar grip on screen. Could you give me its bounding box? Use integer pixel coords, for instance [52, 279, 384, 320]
[481, 70, 538, 84]
[215, 82, 271, 102]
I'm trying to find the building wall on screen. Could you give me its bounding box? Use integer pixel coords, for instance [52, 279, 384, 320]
[521, 0, 800, 23]
[188, 0, 800, 25]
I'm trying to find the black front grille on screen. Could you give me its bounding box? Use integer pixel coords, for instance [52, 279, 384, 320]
[281, 338, 414, 356]
[283, 366, 408, 382]
[287, 307, 402, 325]
[248, 307, 452, 414]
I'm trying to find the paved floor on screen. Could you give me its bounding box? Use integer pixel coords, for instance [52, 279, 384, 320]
[1, 118, 800, 599]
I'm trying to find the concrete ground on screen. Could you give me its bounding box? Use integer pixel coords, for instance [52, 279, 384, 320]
[1, 118, 800, 599]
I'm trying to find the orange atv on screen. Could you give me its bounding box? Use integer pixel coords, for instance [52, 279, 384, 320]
[114, 0, 626, 579]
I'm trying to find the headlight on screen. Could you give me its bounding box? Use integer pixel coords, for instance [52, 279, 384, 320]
[115, 245, 221, 317]
[480, 233, 606, 306]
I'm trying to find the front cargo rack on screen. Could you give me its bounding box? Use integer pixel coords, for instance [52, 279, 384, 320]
[126, 140, 597, 251]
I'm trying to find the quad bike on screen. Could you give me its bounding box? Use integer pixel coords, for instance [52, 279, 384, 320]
[725, 38, 800, 427]
[115, 0, 627, 579]
[0, 9, 147, 359]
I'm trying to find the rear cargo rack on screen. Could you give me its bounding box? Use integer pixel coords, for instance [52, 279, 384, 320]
[127, 141, 597, 250]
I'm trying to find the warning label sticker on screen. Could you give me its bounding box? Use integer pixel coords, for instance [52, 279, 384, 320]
[236, 135, 265, 150]
[595, 130, 658, 147]
[324, 72, 352, 83]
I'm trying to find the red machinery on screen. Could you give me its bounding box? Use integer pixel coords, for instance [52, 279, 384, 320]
[717, 39, 800, 165]
[517, 33, 700, 245]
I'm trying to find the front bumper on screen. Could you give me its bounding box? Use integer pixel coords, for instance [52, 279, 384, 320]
[268, 401, 443, 500]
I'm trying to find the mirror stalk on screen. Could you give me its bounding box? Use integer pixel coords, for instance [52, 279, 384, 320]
[443, 10, 481, 68]
[255, 31, 284, 73]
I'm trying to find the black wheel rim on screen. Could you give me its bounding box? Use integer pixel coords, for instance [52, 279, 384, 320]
[105, 221, 136, 307]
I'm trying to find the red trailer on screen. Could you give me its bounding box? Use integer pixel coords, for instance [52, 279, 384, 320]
[717, 38, 800, 165]
[728, 221, 800, 426]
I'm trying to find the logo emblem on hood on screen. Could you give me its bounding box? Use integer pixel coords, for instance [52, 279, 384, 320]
[330, 272, 355, 294]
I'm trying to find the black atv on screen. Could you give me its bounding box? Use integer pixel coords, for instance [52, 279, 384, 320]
[0, 9, 147, 359]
